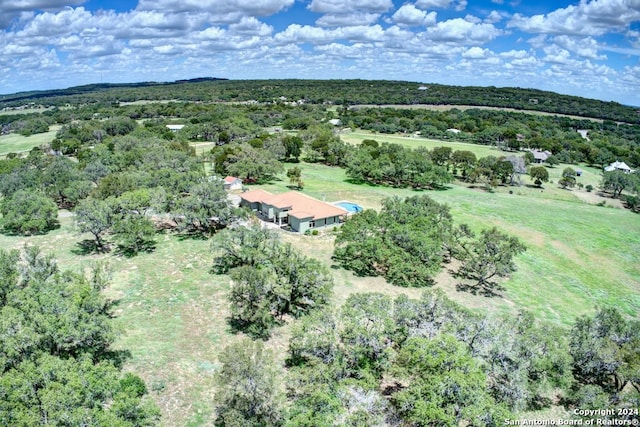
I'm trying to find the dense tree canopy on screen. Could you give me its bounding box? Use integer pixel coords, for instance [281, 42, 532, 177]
[455, 227, 527, 293]
[334, 195, 526, 290]
[333, 195, 454, 287]
[212, 226, 333, 338]
[0, 247, 159, 425]
[392, 335, 511, 426]
[345, 142, 452, 189]
[602, 170, 638, 198]
[1, 190, 58, 235]
[174, 178, 241, 235]
[215, 339, 284, 426]
[285, 290, 581, 425]
[570, 307, 640, 395]
[529, 165, 549, 187]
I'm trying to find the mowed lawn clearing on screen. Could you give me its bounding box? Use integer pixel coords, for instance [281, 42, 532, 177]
[105, 234, 232, 426]
[252, 161, 640, 325]
[0, 126, 59, 156]
[341, 130, 506, 158]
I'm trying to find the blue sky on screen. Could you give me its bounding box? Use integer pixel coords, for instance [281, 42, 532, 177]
[1, 0, 639, 106]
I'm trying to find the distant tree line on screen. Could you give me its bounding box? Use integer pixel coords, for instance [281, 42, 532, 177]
[2, 79, 639, 123]
[2, 87, 638, 175]
[341, 106, 640, 168]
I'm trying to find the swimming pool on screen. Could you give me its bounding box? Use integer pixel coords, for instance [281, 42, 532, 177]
[335, 201, 363, 213]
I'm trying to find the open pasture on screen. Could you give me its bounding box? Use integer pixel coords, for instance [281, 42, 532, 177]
[341, 130, 509, 158]
[350, 103, 605, 122]
[258, 161, 640, 325]
[0, 126, 59, 156]
[1, 161, 637, 425]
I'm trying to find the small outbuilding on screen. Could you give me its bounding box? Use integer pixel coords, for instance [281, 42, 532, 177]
[223, 176, 243, 191]
[527, 149, 552, 164]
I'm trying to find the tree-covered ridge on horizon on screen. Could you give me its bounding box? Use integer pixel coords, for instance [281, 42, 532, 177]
[2, 78, 639, 123]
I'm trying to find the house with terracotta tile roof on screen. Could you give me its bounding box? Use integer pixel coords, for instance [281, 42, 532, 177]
[239, 190, 348, 233]
[223, 176, 243, 191]
[239, 189, 273, 211]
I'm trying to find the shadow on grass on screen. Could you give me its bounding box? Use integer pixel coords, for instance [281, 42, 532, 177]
[455, 281, 504, 298]
[344, 178, 380, 186]
[99, 348, 133, 369]
[226, 316, 275, 341]
[330, 258, 374, 277]
[0, 221, 61, 237]
[427, 184, 453, 192]
[176, 231, 210, 241]
[114, 241, 157, 258]
[71, 239, 111, 255]
[466, 184, 497, 193]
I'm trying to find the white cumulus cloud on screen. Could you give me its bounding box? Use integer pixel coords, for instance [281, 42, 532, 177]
[415, 0, 466, 11]
[0, 0, 86, 28]
[316, 12, 381, 27]
[426, 17, 503, 44]
[136, 0, 295, 16]
[508, 0, 640, 37]
[553, 35, 606, 60]
[391, 4, 437, 27]
[462, 46, 489, 58]
[308, 0, 393, 14]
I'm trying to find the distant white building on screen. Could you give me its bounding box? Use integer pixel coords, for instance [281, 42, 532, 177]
[166, 124, 185, 132]
[577, 129, 590, 140]
[605, 161, 633, 174]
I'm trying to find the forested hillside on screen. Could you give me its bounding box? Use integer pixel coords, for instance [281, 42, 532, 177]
[2, 78, 639, 123]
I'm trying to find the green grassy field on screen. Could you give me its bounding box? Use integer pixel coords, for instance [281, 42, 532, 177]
[257, 161, 640, 324]
[350, 104, 604, 122]
[0, 126, 59, 155]
[0, 107, 54, 116]
[341, 130, 507, 158]
[0, 216, 232, 426]
[1, 158, 637, 425]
